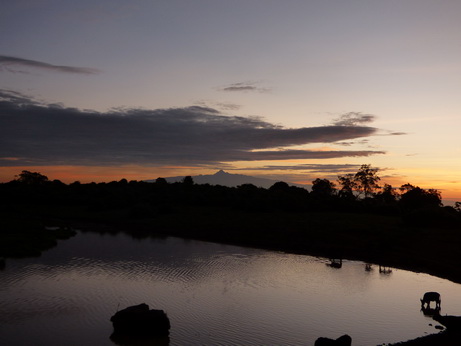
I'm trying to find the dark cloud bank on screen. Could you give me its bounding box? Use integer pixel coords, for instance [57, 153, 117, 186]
[0, 90, 386, 167]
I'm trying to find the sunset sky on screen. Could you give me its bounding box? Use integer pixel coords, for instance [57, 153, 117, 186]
[1, 0, 460, 203]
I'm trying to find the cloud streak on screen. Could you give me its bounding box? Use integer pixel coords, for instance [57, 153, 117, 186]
[233, 164, 365, 172]
[332, 112, 375, 126]
[0, 90, 384, 167]
[218, 82, 270, 93]
[0, 55, 100, 74]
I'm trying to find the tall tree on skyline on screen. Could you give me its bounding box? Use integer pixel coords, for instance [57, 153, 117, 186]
[15, 170, 49, 185]
[337, 173, 357, 200]
[354, 164, 381, 198]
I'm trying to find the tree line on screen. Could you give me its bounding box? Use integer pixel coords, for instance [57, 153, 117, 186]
[2, 165, 460, 229]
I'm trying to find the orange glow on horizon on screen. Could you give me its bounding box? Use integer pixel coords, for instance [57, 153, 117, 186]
[0, 165, 213, 184]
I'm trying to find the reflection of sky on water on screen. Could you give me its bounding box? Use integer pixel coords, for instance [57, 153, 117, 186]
[1, 231, 461, 345]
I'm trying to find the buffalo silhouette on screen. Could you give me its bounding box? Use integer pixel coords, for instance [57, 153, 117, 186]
[328, 258, 342, 269]
[421, 291, 441, 309]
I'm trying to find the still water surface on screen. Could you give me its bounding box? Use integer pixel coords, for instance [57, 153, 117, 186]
[1, 231, 461, 345]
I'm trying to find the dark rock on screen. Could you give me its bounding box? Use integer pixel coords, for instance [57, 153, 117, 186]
[315, 334, 352, 346]
[110, 303, 170, 338]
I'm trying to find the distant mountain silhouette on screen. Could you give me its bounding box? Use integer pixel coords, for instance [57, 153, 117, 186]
[146, 170, 310, 189]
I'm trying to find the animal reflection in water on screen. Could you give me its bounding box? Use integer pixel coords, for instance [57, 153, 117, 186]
[328, 258, 342, 269]
[421, 306, 441, 317]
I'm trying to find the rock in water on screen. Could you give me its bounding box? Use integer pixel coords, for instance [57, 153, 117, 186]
[110, 303, 170, 337]
[315, 334, 352, 346]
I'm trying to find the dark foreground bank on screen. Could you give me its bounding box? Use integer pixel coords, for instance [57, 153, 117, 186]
[390, 331, 459, 346]
[389, 315, 461, 346]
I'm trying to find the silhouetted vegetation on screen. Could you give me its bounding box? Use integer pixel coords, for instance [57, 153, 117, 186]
[0, 215, 76, 257]
[1, 165, 461, 284]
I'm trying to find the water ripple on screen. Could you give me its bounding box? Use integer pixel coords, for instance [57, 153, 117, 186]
[1, 233, 460, 346]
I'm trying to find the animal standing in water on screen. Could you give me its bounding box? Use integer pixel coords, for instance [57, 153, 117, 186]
[328, 258, 342, 268]
[420, 291, 441, 309]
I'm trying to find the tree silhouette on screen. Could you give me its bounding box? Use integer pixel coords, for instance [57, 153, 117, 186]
[15, 170, 49, 185]
[399, 185, 442, 209]
[311, 178, 336, 197]
[155, 177, 168, 185]
[269, 181, 290, 191]
[337, 173, 357, 200]
[182, 176, 194, 185]
[375, 183, 398, 204]
[354, 164, 380, 198]
[455, 202, 461, 213]
[399, 183, 415, 194]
